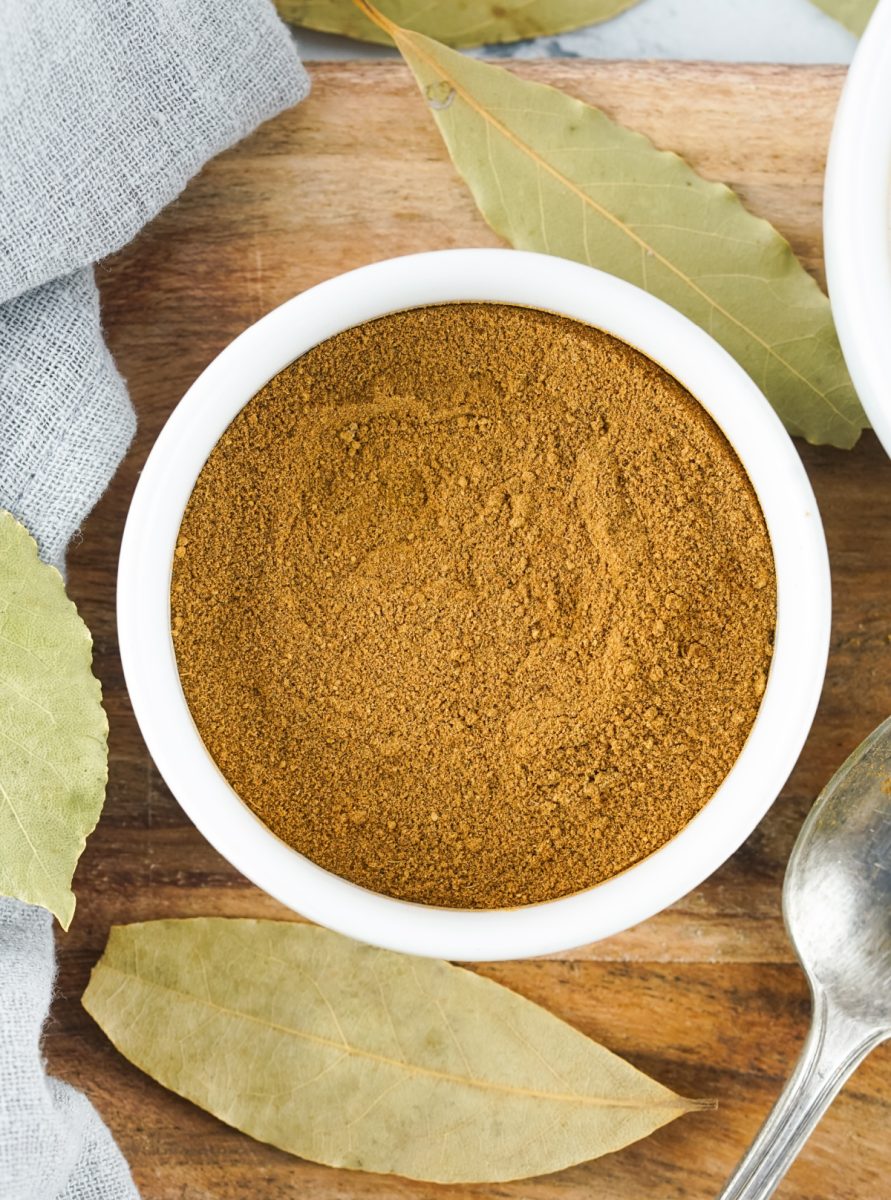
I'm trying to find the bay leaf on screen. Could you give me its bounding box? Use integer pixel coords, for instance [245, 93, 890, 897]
[355, 0, 864, 448]
[276, 0, 640, 48]
[0, 511, 107, 927]
[807, 0, 877, 35]
[83, 919, 704, 1182]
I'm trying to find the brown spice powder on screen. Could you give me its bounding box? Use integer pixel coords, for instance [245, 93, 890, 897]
[171, 303, 776, 909]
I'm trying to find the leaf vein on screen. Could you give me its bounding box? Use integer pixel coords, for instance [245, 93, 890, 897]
[98, 964, 691, 1111]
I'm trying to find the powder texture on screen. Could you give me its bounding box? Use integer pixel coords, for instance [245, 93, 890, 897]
[171, 304, 775, 909]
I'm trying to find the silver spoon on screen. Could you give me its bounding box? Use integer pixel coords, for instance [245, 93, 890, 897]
[718, 716, 891, 1200]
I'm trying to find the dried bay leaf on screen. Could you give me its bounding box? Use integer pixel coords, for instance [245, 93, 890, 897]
[83, 919, 704, 1182]
[808, 0, 877, 35]
[354, 1, 865, 448]
[0, 511, 107, 927]
[277, 0, 641, 48]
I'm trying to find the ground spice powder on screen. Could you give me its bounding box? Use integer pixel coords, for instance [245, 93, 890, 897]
[171, 304, 776, 909]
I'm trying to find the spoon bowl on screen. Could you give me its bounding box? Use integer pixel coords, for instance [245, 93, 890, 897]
[720, 716, 891, 1199]
[786, 718, 891, 1030]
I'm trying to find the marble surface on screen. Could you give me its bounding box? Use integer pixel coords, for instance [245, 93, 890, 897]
[291, 0, 857, 63]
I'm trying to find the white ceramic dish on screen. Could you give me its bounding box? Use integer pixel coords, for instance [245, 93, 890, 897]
[824, 0, 891, 458]
[118, 248, 830, 962]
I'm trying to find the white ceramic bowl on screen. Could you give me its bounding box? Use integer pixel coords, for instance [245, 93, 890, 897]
[824, 0, 891, 457]
[118, 248, 830, 961]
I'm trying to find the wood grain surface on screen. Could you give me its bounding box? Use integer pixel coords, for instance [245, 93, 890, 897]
[53, 61, 891, 1199]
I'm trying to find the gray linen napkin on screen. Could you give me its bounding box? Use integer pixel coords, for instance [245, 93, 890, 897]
[0, 2, 309, 1195]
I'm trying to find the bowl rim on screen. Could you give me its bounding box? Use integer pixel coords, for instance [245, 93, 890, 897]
[824, 0, 891, 459]
[117, 247, 830, 961]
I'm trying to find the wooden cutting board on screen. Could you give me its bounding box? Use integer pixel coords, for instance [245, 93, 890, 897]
[53, 61, 891, 1200]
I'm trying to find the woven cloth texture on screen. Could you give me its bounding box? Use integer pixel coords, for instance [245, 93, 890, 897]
[0, 1, 308, 1196]
[0, 0, 308, 565]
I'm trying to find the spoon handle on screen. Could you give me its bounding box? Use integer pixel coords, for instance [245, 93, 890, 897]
[717, 991, 884, 1200]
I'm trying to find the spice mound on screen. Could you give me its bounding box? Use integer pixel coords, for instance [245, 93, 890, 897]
[171, 304, 775, 909]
